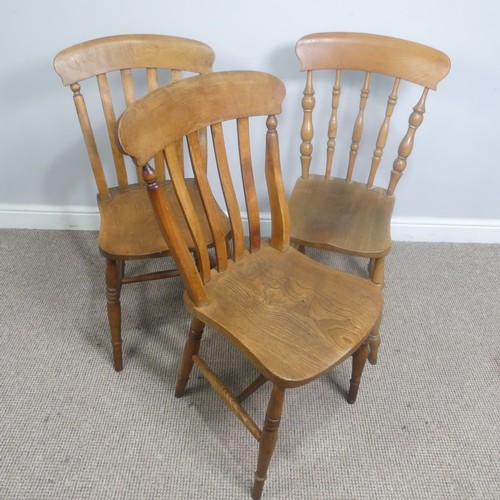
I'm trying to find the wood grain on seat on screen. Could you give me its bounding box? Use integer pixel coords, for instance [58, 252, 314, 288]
[186, 242, 382, 388]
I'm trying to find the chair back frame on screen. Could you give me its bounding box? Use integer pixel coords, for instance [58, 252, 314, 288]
[117, 71, 288, 306]
[54, 34, 215, 200]
[296, 32, 451, 195]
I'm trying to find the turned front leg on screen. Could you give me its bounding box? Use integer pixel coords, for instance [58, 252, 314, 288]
[347, 340, 369, 404]
[175, 317, 205, 398]
[106, 258, 123, 372]
[251, 384, 285, 500]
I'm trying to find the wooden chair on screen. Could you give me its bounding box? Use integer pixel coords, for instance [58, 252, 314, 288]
[53, 35, 230, 371]
[116, 70, 383, 499]
[288, 33, 450, 364]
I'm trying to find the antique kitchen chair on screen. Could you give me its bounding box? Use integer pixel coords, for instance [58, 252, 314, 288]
[54, 35, 230, 371]
[288, 33, 450, 364]
[117, 71, 383, 499]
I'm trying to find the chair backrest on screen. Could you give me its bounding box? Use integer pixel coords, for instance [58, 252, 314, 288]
[117, 71, 287, 306]
[296, 32, 451, 195]
[54, 34, 215, 200]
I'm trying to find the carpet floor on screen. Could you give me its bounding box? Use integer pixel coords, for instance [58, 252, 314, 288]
[1, 229, 499, 499]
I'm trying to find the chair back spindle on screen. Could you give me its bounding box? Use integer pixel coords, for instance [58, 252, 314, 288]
[141, 162, 209, 305]
[300, 71, 315, 179]
[346, 71, 371, 183]
[69, 82, 110, 199]
[266, 114, 290, 252]
[210, 123, 246, 262]
[96, 73, 130, 189]
[237, 117, 261, 253]
[387, 87, 429, 195]
[187, 128, 230, 271]
[367, 77, 400, 188]
[325, 70, 342, 179]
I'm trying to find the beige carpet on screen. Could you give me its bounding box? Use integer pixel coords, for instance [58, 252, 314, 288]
[1, 229, 499, 499]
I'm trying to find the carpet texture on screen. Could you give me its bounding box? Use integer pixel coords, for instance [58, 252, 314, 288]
[0, 229, 499, 499]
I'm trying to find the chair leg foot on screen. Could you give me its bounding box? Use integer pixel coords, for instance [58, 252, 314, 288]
[251, 385, 285, 500]
[175, 317, 205, 398]
[106, 258, 123, 372]
[347, 341, 369, 404]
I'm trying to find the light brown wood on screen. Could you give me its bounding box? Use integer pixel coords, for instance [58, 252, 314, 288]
[296, 32, 450, 89]
[175, 317, 205, 398]
[97, 73, 129, 190]
[193, 354, 262, 441]
[188, 129, 229, 271]
[105, 258, 122, 371]
[387, 88, 429, 196]
[160, 144, 212, 284]
[325, 70, 341, 179]
[141, 164, 209, 307]
[184, 242, 382, 387]
[367, 78, 400, 188]
[54, 35, 229, 370]
[347, 340, 369, 404]
[54, 34, 215, 85]
[237, 117, 261, 252]
[289, 33, 450, 365]
[346, 71, 371, 183]
[211, 123, 246, 261]
[69, 83, 109, 199]
[117, 70, 383, 498]
[237, 374, 268, 403]
[118, 71, 285, 167]
[300, 71, 315, 178]
[252, 384, 285, 500]
[266, 115, 290, 253]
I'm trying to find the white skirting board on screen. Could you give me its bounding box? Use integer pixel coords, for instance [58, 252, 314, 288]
[0, 205, 499, 243]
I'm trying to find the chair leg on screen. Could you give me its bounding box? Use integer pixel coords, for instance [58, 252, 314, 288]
[347, 340, 369, 404]
[368, 257, 385, 365]
[106, 258, 123, 372]
[175, 317, 205, 398]
[251, 384, 285, 500]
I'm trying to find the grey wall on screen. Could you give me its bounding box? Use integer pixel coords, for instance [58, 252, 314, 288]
[1, 0, 499, 241]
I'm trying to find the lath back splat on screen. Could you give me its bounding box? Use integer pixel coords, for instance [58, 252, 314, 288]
[117, 70, 383, 499]
[288, 32, 450, 364]
[54, 34, 230, 371]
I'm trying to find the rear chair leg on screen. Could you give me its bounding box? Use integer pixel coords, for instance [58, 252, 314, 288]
[368, 257, 385, 365]
[251, 385, 285, 500]
[106, 258, 123, 372]
[347, 340, 369, 404]
[175, 317, 205, 398]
